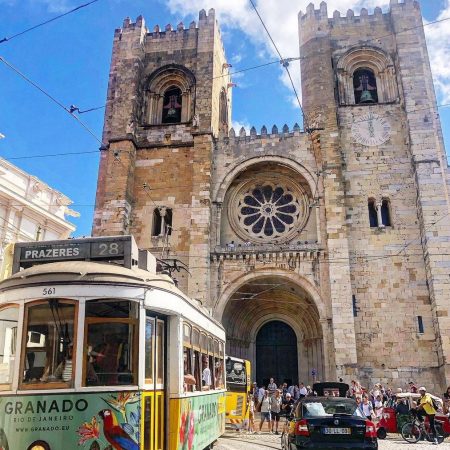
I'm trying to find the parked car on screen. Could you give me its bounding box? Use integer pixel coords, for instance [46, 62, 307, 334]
[377, 392, 449, 440]
[283, 395, 378, 449]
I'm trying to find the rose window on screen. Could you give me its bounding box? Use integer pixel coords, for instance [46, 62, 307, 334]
[232, 182, 308, 242]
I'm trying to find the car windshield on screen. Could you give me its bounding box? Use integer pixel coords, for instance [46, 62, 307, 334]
[301, 399, 364, 418]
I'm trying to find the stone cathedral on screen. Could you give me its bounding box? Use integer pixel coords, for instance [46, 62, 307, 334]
[93, 0, 450, 391]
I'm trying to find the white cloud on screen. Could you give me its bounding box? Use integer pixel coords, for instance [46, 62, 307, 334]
[424, 0, 450, 103]
[167, 0, 450, 106]
[231, 119, 251, 134]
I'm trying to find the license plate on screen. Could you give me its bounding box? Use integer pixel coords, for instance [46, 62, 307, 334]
[323, 427, 351, 435]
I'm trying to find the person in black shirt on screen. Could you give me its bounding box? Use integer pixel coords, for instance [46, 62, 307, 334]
[443, 386, 450, 414]
[395, 398, 410, 433]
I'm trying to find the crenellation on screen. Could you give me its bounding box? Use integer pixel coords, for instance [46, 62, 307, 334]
[272, 125, 278, 134]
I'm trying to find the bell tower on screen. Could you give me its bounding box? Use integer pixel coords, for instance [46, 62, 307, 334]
[299, 0, 450, 390]
[93, 9, 231, 302]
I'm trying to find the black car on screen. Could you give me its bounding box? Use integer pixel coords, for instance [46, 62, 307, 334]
[284, 396, 378, 449]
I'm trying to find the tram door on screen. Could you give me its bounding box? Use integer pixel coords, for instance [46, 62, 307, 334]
[143, 315, 166, 450]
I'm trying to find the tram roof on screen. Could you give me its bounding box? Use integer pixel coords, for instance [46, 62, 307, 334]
[0, 260, 225, 332]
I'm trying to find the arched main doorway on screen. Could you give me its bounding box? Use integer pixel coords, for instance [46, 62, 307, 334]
[220, 274, 325, 385]
[256, 321, 298, 387]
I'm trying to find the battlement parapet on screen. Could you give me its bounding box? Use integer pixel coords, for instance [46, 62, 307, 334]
[218, 123, 306, 143]
[299, 0, 418, 26]
[117, 9, 217, 41]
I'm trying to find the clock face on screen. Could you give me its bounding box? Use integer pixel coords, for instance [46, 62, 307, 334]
[351, 112, 391, 147]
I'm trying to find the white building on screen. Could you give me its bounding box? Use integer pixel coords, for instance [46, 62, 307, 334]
[0, 157, 78, 259]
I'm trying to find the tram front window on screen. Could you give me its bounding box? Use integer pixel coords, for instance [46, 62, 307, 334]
[21, 300, 75, 388]
[0, 306, 18, 390]
[84, 299, 138, 386]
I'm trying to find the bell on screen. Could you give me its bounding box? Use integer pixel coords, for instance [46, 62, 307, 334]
[359, 90, 376, 104]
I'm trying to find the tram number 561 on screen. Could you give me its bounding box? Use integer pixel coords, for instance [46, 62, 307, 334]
[43, 287, 56, 296]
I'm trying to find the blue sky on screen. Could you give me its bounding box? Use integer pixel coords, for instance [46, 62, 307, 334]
[1, 0, 449, 236]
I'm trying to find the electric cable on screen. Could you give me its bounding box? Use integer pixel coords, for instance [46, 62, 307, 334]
[0, 56, 104, 145]
[0, 0, 101, 44]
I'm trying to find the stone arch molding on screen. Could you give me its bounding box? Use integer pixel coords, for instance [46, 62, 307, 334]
[214, 268, 326, 322]
[144, 64, 196, 124]
[336, 46, 398, 104]
[214, 155, 318, 204]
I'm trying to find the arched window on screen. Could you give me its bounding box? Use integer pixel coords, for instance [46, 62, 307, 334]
[219, 88, 228, 131]
[353, 68, 378, 104]
[336, 47, 398, 105]
[152, 207, 173, 237]
[144, 65, 195, 125]
[162, 87, 182, 124]
[368, 199, 378, 228]
[381, 199, 391, 226]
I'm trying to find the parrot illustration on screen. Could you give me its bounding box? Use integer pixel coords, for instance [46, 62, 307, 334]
[98, 409, 138, 450]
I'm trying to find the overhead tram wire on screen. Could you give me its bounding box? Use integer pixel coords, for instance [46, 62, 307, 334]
[0, 0, 101, 44]
[0, 56, 103, 146]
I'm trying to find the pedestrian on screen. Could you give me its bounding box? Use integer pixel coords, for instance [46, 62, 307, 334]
[258, 391, 272, 433]
[409, 381, 418, 393]
[395, 397, 410, 432]
[374, 394, 384, 422]
[306, 385, 313, 396]
[270, 390, 282, 434]
[351, 379, 363, 399]
[360, 396, 374, 420]
[247, 391, 255, 434]
[416, 386, 439, 445]
[299, 382, 308, 398]
[268, 377, 277, 396]
[257, 384, 265, 412]
[443, 386, 450, 414]
[281, 382, 288, 399]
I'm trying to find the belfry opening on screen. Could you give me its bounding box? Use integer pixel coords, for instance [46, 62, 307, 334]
[220, 276, 325, 386]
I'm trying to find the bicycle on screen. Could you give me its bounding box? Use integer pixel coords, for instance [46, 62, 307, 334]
[280, 404, 294, 450]
[401, 410, 445, 444]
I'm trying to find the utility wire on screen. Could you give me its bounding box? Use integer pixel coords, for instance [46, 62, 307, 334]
[0, 0, 101, 44]
[0, 56, 103, 145]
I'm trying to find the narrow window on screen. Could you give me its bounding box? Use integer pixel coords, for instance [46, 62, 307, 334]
[353, 68, 378, 104]
[368, 199, 378, 228]
[22, 300, 75, 388]
[84, 299, 138, 386]
[145, 316, 155, 385]
[162, 86, 182, 123]
[417, 316, 424, 334]
[152, 208, 172, 237]
[219, 88, 228, 130]
[0, 306, 18, 390]
[152, 209, 162, 236]
[381, 199, 391, 226]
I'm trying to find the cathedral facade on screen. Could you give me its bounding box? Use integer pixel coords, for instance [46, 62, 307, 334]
[93, 0, 450, 391]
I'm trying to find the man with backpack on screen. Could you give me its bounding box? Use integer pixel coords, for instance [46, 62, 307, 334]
[417, 386, 440, 445]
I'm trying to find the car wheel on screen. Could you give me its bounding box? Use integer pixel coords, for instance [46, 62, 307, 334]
[377, 427, 387, 439]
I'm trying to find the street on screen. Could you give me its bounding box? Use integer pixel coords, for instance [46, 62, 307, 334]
[216, 431, 450, 449]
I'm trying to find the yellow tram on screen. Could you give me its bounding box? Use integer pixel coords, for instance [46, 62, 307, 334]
[0, 236, 226, 450]
[225, 357, 251, 429]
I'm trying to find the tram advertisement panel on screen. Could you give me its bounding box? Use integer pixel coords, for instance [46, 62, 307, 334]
[0, 391, 141, 449]
[176, 392, 225, 450]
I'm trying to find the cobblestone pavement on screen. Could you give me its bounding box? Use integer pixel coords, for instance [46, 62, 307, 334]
[215, 431, 450, 450]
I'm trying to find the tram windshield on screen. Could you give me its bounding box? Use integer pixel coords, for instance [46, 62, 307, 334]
[226, 358, 247, 392]
[84, 299, 138, 386]
[22, 300, 76, 388]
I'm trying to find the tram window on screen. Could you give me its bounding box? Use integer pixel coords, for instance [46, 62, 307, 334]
[192, 328, 200, 348]
[214, 339, 219, 356]
[21, 301, 75, 388]
[156, 320, 164, 386]
[201, 353, 212, 390]
[183, 323, 191, 345]
[193, 350, 201, 391]
[84, 299, 138, 387]
[183, 347, 194, 392]
[145, 316, 155, 385]
[0, 306, 18, 390]
[214, 356, 224, 389]
[208, 354, 216, 389]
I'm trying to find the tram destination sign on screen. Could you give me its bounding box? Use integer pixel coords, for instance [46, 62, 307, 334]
[12, 236, 138, 273]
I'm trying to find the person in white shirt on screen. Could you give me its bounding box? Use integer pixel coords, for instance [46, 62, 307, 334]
[202, 356, 212, 389]
[299, 382, 308, 398]
[258, 391, 272, 433]
[268, 378, 277, 396]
